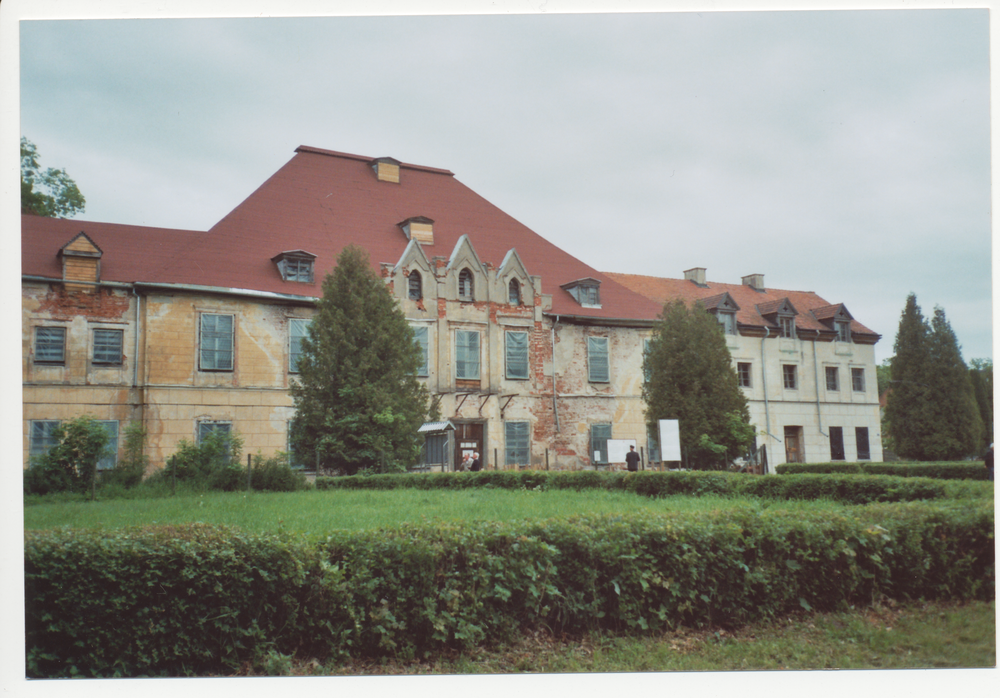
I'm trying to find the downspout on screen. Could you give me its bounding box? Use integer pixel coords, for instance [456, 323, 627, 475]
[551, 316, 560, 432]
[812, 339, 828, 437]
[132, 285, 142, 388]
[760, 327, 779, 442]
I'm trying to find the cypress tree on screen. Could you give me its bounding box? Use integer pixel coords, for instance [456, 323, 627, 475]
[290, 245, 429, 474]
[923, 307, 982, 459]
[642, 300, 754, 469]
[885, 294, 934, 459]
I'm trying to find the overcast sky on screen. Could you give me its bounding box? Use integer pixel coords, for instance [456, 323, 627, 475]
[8, 2, 994, 365]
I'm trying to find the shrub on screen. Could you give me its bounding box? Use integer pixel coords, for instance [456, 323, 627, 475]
[152, 431, 245, 491]
[23, 416, 112, 495]
[776, 462, 988, 480]
[99, 421, 148, 490]
[249, 453, 310, 492]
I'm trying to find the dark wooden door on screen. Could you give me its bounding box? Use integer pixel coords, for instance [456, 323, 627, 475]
[454, 422, 484, 471]
[784, 426, 802, 463]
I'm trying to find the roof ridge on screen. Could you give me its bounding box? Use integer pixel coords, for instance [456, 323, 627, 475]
[294, 145, 455, 176]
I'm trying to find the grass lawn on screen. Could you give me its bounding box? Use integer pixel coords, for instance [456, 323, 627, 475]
[24, 487, 853, 536]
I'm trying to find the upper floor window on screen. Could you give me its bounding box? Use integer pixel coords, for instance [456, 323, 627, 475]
[737, 362, 752, 388]
[200, 314, 234, 371]
[826, 366, 839, 391]
[408, 271, 423, 301]
[588, 336, 609, 383]
[779, 315, 795, 339]
[93, 328, 123, 365]
[455, 329, 480, 379]
[458, 268, 475, 301]
[782, 364, 797, 389]
[35, 327, 66, 365]
[508, 278, 521, 305]
[272, 250, 316, 283]
[836, 320, 851, 342]
[718, 311, 737, 335]
[289, 318, 311, 373]
[505, 330, 529, 380]
[413, 325, 429, 377]
[851, 367, 865, 392]
[562, 278, 602, 308]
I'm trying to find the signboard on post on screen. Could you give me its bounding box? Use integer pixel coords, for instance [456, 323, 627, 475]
[658, 419, 681, 463]
[606, 439, 637, 464]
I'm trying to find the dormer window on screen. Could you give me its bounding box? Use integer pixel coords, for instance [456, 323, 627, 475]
[508, 278, 521, 305]
[718, 311, 737, 335]
[271, 250, 316, 283]
[561, 278, 601, 308]
[779, 315, 795, 339]
[408, 271, 423, 301]
[458, 268, 474, 301]
[836, 320, 851, 342]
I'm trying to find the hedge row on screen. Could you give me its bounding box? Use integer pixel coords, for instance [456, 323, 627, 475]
[26, 501, 994, 677]
[314, 470, 977, 504]
[776, 462, 989, 480]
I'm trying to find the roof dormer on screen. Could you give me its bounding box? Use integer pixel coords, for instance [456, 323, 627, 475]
[561, 277, 601, 308]
[271, 250, 317, 283]
[398, 216, 434, 245]
[59, 231, 103, 292]
[756, 297, 798, 338]
[370, 156, 401, 183]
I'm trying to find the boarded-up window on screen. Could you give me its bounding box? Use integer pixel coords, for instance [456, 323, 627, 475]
[588, 336, 609, 383]
[505, 331, 529, 380]
[505, 421, 530, 466]
[455, 330, 480, 379]
[200, 314, 234, 371]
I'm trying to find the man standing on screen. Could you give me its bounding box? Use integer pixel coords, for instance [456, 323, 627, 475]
[470, 452, 482, 471]
[625, 445, 640, 472]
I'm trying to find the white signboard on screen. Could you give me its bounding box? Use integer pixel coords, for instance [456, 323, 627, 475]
[606, 439, 637, 464]
[658, 419, 682, 462]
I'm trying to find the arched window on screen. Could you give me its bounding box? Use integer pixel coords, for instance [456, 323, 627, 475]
[508, 278, 521, 305]
[408, 271, 422, 301]
[458, 268, 474, 301]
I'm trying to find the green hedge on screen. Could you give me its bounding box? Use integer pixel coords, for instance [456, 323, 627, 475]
[26, 501, 994, 677]
[776, 462, 989, 480]
[315, 470, 975, 504]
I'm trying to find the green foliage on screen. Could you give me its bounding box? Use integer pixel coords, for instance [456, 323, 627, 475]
[643, 300, 753, 469]
[154, 431, 245, 491]
[24, 416, 111, 495]
[777, 462, 990, 481]
[26, 500, 994, 676]
[249, 453, 310, 492]
[99, 421, 148, 489]
[885, 295, 983, 460]
[969, 358, 993, 450]
[20, 137, 86, 218]
[291, 245, 429, 475]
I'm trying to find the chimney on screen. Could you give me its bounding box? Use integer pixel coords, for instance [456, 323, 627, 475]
[399, 216, 434, 245]
[370, 157, 401, 183]
[683, 267, 707, 286]
[742, 273, 765, 291]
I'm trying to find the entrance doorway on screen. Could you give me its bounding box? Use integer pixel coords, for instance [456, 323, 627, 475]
[784, 426, 804, 463]
[454, 421, 484, 471]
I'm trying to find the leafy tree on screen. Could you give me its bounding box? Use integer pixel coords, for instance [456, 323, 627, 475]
[969, 358, 993, 450]
[875, 358, 892, 398]
[642, 299, 753, 469]
[885, 295, 983, 460]
[23, 416, 111, 495]
[21, 136, 86, 218]
[290, 245, 429, 475]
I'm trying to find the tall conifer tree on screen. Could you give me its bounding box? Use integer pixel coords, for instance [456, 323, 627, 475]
[923, 307, 982, 459]
[290, 245, 429, 474]
[642, 300, 754, 469]
[969, 359, 993, 450]
[885, 294, 933, 459]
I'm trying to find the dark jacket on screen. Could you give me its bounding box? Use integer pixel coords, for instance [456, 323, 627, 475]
[625, 450, 640, 471]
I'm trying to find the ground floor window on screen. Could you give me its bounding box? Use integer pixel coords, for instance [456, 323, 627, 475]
[646, 423, 660, 463]
[590, 423, 612, 464]
[505, 421, 530, 466]
[856, 427, 871, 460]
[96, 420, 119, 470]
[425, 432, 449, 467]
[29, 420, 60, 461]
[198, 421, 232, 444]
[829, 426, 845, 461]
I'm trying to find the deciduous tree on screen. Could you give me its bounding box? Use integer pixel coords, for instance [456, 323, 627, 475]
[21, 137, 86, 218]
[290, 245, 429, 474]
[642, 300, 753, 469]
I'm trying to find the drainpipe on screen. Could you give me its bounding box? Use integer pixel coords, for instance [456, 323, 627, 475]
[760, 327, 780, 443]
[812, 340, 828, 437]
[132, 286, 142, 388]
[551, 316, 560, 433]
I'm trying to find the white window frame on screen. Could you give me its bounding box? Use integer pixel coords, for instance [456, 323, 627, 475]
[782, 364, 797, 390]
[826, 366, 839, 391]
[851, 367, 865, 393]
[458, 268, 475, 301]
[92, 328, 124, 365]
[836, 320, 851, 342]
[289, 318, 311, 373]
[737, 362, 752, 388]
[455, 329, 481, 380]
[779, 315, 795, 339]
[200, 313, 234, 371]
[505, 330, 529, 380]
[588, 336, 610, 383]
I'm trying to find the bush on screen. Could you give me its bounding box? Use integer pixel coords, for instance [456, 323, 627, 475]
[26, 501, 994, 676]
[23, 416, 112, 495]
[151, 431, 245, 492]
[777, 462, 988, 480]
[99, 421, 148, 490]
[249, 453, 310, 492]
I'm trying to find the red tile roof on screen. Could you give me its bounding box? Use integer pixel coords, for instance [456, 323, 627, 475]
[605, 272, 879, 339]
[22, 146, 663, 321]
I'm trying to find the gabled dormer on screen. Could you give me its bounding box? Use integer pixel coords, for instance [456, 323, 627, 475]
[811, 303, 855, 342]
[271, 250, 317, 283]
[370, 156, 401, 183]
[497, 249, 532, 307]
[756, 298, 798, 338]
[561, 277, 601, 309]
[398, 216, 434, 246]
[59, 232, 103, 292]
[698, 291, 741, 335]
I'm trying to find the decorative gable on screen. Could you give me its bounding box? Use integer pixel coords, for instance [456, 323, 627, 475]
[446, 234, 486, 302]
[59, 231, 103, 291]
